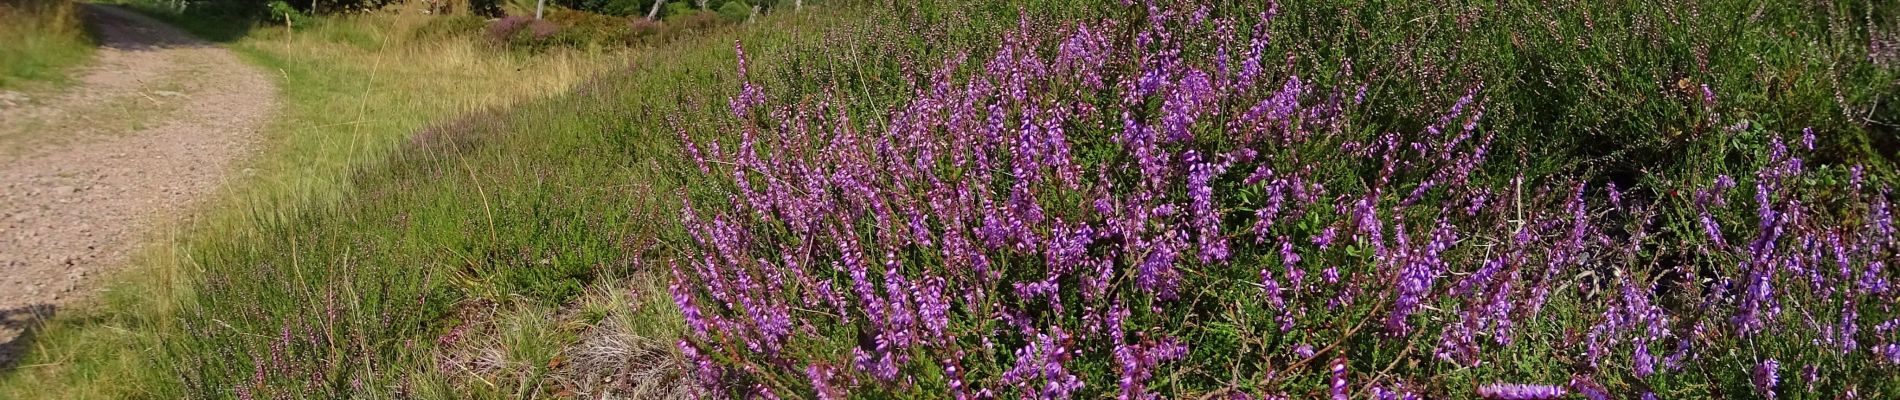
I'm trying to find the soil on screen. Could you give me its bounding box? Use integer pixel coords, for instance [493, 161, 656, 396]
[0, 4, 276, 365]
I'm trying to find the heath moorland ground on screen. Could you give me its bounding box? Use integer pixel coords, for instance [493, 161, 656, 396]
[2, 0, 1900, 399]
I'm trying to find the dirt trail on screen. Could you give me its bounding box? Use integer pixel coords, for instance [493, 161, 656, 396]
[0, 5, 276, 364]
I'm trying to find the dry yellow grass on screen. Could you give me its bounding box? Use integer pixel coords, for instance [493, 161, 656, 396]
[0, 0, 92, 90]
[0, 11, 625, 399]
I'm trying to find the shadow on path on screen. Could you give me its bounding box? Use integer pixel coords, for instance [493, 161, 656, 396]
[0, 304, 55, 370]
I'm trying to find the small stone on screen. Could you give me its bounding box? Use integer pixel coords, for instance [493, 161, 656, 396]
[0, 90, 28, 106]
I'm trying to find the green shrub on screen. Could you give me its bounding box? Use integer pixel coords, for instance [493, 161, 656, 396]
[601, 0, 650, 16]
[546, 9, 635, 46]
[660, 1, 691, 17]
[714, 1, 747, 22]
[551, 0, 611, 15]
[662, 9, 718, 30]
[266, 0, 314, 25]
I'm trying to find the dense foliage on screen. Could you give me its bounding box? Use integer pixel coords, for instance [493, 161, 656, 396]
[671, 1, 1900, 398]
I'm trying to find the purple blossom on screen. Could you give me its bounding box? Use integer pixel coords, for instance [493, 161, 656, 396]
[1754, 359, 1780, 399]
[1186, 151, 1232, 263]
[1569, 375, 1610, 400]
[669, 8, 1897, 398]
[1476, 383, 1567, 400]
[1002, 327, 1085, 399]
[807, 365, 841, 400]
[1329, 357, 1348, 400]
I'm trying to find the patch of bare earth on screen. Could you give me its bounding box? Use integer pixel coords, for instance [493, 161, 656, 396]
[0, 5, 276, 365]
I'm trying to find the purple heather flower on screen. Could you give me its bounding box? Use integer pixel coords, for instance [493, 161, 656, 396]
[1056, 26, 1112, 90]
[1569, 376, 1610, 400]
[1877, 343, 1900, 365]
[1329, 357, 1348, 400]
[1162, 69, 1217, 142]
[1754, 359, 1780, 398]
[1313, 227, 1338, 248]
[1475, 383, 1567, 400]
[1633, 340, 1656, 378]
[1186, 151, 1232, 263]
[1294, 344, 1315, 358]
[1387, 222, 1453, 335]
[807, 364, 841, 400]
[680, 340, 721, 387]
[670, 262, 710, 339]
[1804, 364, 1820, 391]
[1002, 328, 1085, 399]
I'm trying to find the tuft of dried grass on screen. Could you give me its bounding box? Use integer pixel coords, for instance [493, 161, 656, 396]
[550, 281, 698, 400]
[554, 325, 694, 399]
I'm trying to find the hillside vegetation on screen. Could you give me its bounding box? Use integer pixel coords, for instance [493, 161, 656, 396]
[3, 0, 1900, 398]
[0, 6, 625, 399]
[0, 0, 92, 91]
[670, 1, 1900, 398]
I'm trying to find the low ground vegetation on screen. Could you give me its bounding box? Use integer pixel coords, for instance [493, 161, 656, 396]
[2, 0, 1899, 398]
[0, 5, 626, 399]
[0, 0, 92, 91]
[670, 1, 1900, 397]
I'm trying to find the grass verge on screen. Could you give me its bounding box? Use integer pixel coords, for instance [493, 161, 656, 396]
[0, 0, 93, 91]
[0, 9, 621, 399]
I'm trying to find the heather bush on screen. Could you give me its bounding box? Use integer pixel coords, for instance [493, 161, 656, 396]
[669, 1, 1900, 398]
[9, 0, 1892, 398]
[544, 9, 631, 46]
[485, 15, 533, 43]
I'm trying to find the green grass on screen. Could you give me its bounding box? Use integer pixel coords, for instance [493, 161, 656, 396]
[0, 0, 93, 91]
[110, 15, 817, 396]
[0, 9, 624, 399]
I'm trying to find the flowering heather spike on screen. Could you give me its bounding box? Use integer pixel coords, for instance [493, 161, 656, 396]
[1162, 69, 1217, 142]
[1569, 375, 1610, 400]
[1476, 383, 1567, 399]
[672, 4, 1899, 397]
[1329, 357, 1348, 400]
[669, 261, 710, 339]
[1186, 151, 1232, 263]
[1755, 359, 1780, 399]
[1633, 339, 1655, 378]
[680, 340, 721, 387]
[807, 364, 841, 400]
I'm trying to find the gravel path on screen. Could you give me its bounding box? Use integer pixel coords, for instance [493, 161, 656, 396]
[0, 4, 276, 364]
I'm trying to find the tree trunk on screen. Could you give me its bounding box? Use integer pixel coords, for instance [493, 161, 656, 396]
[794, 0, 800, 11]
[694, 0, 706, 10]
[747, 4, 758, 23]
[645, 0, 662, 20]
[534, 0, 544, 19]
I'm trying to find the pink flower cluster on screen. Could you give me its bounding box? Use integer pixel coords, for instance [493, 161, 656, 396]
[668, 2, 1900, 398]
